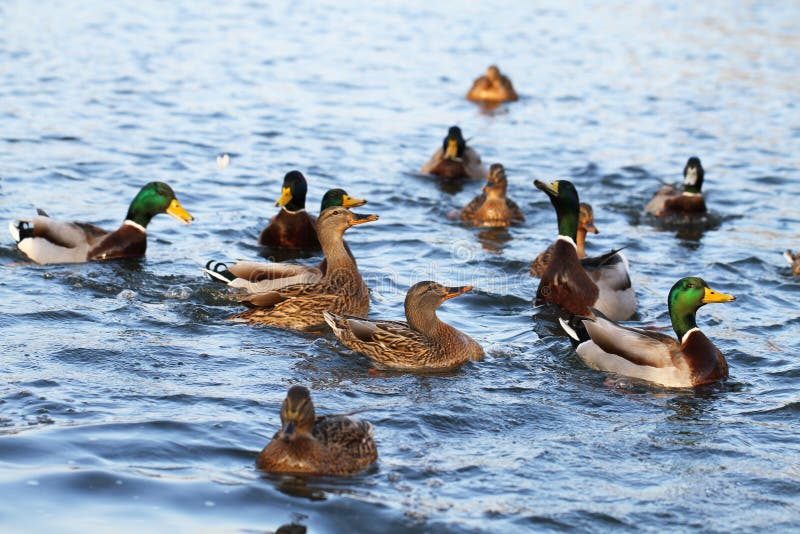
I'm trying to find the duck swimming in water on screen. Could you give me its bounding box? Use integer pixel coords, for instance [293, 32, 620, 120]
[561, 277, 735, 388]
[645, 157, 707, 217]
[259, 170, 320, 250]
[8, 182, 193, 264]
[324, 281, 484, 371]
[233, 207, 377, 331]
[256, 385, 377, 476]
[205, 188, 366, 293]
[534, 180, 636, 321]
[466, 65, 519, 103]
[421, 126, 486, 180]
[460, 163, 525, 227]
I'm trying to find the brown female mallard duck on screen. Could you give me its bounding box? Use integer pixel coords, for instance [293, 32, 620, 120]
[233, 207, 377, 331]
[645, 157, 707, 216]
[561, 277, 735, 388]
[785, 250, 800, 276]
[323, 281, 484, 371]
[421, 126, 486, 180]
[8, 182, 193, 264]
[205, 189, 366, 293]
[460, 163, 525, 227]
[259, 170, 321, 250]
[534, 180, 636, 321]
[531, 202, 596, 276]
[466, 65, 519, 103]
[256, 385, 377, 476]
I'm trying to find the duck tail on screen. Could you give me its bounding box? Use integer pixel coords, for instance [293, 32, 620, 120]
[322, 310, 339, 332]
[203, 260, 235, 284]
[8, 220, 35, 243]
[559, 314, 591, 344]
[785, 250, 796, 265]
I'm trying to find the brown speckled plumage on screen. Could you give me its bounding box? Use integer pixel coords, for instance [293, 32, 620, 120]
[233, 208, 377, 331]
[466, 65, 519, 103]
[324, 282, 484, 371]
[256, 386, 377, 476]
[461, 163, 525, 227]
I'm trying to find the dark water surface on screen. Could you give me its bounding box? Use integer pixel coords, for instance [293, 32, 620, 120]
[2, 1, 799, 532]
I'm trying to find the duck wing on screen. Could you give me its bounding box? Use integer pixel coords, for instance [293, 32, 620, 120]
[205, 260, 323, 292]
[644, 184, 678, 214]
[460, 193, 487, 222]
[11, 215, 109, 264]
[581, 316, 678, 368]
[420, 147, 445, 174]
[583, 249, 632, 291]
[463, 147, 486, 179]
[313, 415, 377, 472]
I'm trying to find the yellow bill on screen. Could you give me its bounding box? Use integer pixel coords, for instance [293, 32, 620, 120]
[444, 139, 459, 160]
[166, 198, 193, 224]
[342, 194, 367, 208]
[275, 187, 293, 207]
[702, 286, 736, 304]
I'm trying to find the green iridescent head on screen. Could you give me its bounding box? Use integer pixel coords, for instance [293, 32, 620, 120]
[534, 179, 580, 241]
[125, 182, 193, 228]
[667, 277, 735, 340]
[320, 189, 367, 212]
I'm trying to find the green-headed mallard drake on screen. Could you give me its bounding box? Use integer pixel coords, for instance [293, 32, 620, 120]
[534, 180, 636, 321]
[460, 163, 525, 227]
[259, 170, 321, 250]
[323, 281, 484, 371]
[561, 277, 735, 388]
[466, 65, 519, 103]
[785, 250, 800, 276]
[256, 385, 377, 476]
[645, 157, 707, 216]
[205, 189, 366, 293]
[531, 202, 596, 275]
[421, 126, 486, 180]
[8, 182, 192, 264]
[233, 207, 377, 331]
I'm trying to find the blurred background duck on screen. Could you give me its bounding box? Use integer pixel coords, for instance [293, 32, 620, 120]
[421, 126, 486, 180]
[8, 182, 192, 264]
[785, 250, 800, 276]
[324, 281, 484, 371]
[256, 385, 377, 476]
[205, 189, 366, 293]
[460, 163, 524, 227]
[233, 208, 377, 331]
[561, 277, 735, 388]
[534, 180, 636, 321]
[645, 157, 707, 216]
[259, 170, 320, 249]
[466, 65, 519, 103]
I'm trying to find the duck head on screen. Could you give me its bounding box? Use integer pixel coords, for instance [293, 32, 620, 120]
[316, 207, 378, 241]
[278, 385, 316, 442]
[442, 126, 466, 160]
[320, 188, 367, 212]
[125, 182, 193, 228]
[579, 203, 598, 235]
[683, 157, 705, 194]
[486, 65, 502, 83]
[668, 277, 735, 340]
[534, 179, 580, 241]
[275, 171, 308, 212]
[482, 163, 508, 199]
[405, 281, 472, 318]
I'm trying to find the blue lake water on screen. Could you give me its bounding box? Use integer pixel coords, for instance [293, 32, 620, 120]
[1, 0, 799, 532]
